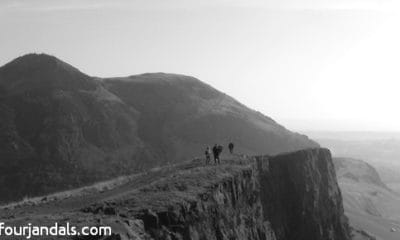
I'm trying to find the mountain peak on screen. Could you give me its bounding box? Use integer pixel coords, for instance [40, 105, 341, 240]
[12, 53, 59, 62]
[1, 53, 81, 74]
[0, 53, 95, 93]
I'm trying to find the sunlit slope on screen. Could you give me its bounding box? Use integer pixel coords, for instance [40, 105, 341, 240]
[333, 157, 400, 239]
[348, 211, 400, 240]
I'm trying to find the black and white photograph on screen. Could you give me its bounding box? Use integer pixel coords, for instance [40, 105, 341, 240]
[1, 0, 400, 239]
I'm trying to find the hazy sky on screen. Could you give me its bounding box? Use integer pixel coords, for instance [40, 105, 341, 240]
[1, 0, 400, 132]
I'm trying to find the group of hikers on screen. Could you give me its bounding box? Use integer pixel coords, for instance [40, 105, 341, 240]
[204, 142, 235, 165]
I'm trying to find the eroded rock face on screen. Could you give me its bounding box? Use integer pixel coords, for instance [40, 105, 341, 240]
[69, 149, 350, 240]
[132, 169, 276, 240]
[257, 148, 351, 240]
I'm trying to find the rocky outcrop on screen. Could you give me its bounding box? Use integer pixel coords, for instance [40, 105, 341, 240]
[54, 148, 348, 240]
[128, 168, 276, 240]
[257, 148, 350, 240]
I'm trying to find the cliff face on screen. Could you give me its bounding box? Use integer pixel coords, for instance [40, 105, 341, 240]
[124, 166, 277, 240]
[257, 149, 350, 240]
[48, 148, 348, 240]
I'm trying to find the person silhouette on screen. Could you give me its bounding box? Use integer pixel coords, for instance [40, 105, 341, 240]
[228, 142, 234, 154]
[205, 146, 211, 164]
[212, 144, 219, 164]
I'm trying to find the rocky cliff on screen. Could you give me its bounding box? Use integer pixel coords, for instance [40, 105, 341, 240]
[0, 148, 350, 240]
[258, 149, 350, 240]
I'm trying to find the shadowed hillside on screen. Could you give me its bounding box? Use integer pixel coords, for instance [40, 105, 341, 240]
[0, 53, 317, 203]
[104, 73, 317, 164]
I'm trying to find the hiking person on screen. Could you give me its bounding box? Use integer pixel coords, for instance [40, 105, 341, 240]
[217, 145, 223, 164]
[228, 142, 234, 154]
[205, 146, 211, 164]
[212, 144, 219, 164]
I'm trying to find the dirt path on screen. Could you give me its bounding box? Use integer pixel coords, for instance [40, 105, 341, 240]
[0, 155, 246, 222]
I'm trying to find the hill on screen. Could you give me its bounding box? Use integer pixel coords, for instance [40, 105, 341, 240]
[0, 53, 317, 203]
[333, 157, 400, 240]
[103, 73, 316, 164]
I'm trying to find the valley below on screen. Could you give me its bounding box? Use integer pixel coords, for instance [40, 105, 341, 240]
[338, 167, 400, 240]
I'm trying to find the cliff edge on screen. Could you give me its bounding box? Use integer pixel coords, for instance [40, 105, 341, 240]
[258, 149, 350, 240]
[0, 148, 350, 240]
